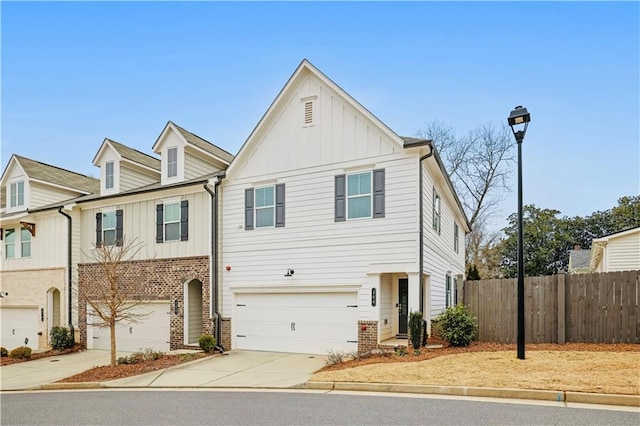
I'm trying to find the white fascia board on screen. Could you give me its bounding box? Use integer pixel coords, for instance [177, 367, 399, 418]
[92, 139, 122, 166]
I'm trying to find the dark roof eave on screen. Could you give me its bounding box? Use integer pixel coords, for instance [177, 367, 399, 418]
[402, 138, 432, 149]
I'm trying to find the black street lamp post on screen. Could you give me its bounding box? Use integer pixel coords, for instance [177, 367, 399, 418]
[508, 105, 530, 360]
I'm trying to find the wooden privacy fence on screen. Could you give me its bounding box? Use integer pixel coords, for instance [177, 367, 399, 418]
[460, 270, 639, 344]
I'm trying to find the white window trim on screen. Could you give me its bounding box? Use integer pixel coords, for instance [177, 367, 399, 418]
[163, 200, 181, 242]
[9, 180, 25, 208]
[167, 147, 178, 179]
[4, 226, 31, 259]
[346, 171, 373, 220]
[254, 185, 275, 229]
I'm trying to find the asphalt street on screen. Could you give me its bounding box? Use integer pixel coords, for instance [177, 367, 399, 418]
[1, 390, 638, 425]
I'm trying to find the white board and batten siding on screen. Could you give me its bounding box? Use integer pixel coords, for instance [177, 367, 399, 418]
[421, 157, 466, 319]
[79, 189, 210, 261]
[223, 70, 423, 341]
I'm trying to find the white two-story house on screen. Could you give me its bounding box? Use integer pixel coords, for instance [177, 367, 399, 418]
[219, 60, 469, 355]
[0, 155, 99, 350]
[74, 122, 233, 352]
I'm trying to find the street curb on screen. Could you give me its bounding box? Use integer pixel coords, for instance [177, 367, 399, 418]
[40, 382, 104, 390]
[304, 382, 640, 407]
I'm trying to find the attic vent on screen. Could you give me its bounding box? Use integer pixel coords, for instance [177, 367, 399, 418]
[304, 101, 313, 125]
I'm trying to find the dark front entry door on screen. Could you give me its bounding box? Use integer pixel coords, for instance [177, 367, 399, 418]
[398, 278, 408, 336]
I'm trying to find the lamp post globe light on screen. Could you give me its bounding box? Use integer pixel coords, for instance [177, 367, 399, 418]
[508, 105, 530, 360]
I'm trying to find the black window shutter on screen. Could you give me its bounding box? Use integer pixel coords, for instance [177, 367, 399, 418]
[335, 174, 346, 222]
[372, 169, 385, 218]
[245, 188, 254, 230]
[95, 213, 102, 248]
[275, 184, 285, 228]
[0, 228, 3, 241]
[115, 209, 123, 246]
[180, 200, 189, 241]
[156, 204, 164, 243]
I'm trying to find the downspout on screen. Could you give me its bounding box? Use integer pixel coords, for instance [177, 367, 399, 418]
[419, 144, 434, 345]
[204, 174, 225, 352]
[57, 207, 73, 327]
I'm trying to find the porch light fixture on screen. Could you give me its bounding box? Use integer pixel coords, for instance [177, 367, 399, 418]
[508, 105, 531, 361]
[284, 268, 295, 277]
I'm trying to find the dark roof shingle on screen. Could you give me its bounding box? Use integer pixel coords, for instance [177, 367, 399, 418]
[15, 155, 99, 194]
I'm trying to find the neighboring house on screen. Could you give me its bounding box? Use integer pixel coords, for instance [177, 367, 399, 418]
[74, 121, 233, 352]
[568, 245, 592, 274]
[219, 60, 470, 355]
[0, 155, 99, 350]
[589, 226, 640, 273]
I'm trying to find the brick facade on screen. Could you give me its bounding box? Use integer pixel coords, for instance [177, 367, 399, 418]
[219, 317, 231, 351]
[78, 256, 213, 350]
[357, 320, 378, 354]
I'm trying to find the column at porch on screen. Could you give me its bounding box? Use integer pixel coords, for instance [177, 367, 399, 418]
[407, 272, 421, 315]
[358, 274, 381, 354]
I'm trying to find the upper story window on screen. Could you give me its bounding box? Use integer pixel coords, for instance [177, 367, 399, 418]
[156, 201, 188, 243]
[4, 226, 31, 259]
[347, 172, 372, 219]
[244, 184, 285, 230]
[95, 210, 123, 247]
[255, 186, 275, 228]
[105, 161, 114, 190]
[335, 169, 385, 222]
[167, 147, 178, 178]
[10, 181, 24, 208]
[164, 202, 181, 241]
[454, 222, 459, 253]
[433, 188, 441, 234]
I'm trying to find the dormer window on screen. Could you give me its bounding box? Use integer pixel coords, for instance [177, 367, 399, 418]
[105, 162, 114, 190]
[9, 181, 24, 208]
[167, 147, 178, 178]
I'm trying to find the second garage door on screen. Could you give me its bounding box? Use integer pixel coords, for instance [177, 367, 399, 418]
[88, 302, 170, 353]
[235, 292, 358, 354]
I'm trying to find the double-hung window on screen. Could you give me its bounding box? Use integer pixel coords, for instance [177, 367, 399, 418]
[5, 228, 16, 259]
[163, 202, 181, 241]
[105, 162, 114, 190]
[167, 147, 178, 178]
[10, 181, 24, 208]
[3, 226, 31, 258]
[433, 188, 441, 234]
[347, 172, 372, 219]
[255, 186, 275, 228]
[101, 211, 117, 246]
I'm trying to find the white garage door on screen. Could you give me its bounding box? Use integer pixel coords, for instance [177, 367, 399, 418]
[88, 302, 170, 353]
[235, 292, 358, 354]
[0, 307, 39, 350]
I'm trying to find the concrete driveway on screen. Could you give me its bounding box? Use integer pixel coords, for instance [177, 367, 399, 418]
[106, 350, 327, 389]
[0, 350, 113, 391]
[1, 350, 327, 391]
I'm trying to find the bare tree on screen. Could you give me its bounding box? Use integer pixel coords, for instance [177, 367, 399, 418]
[417, 121, 514, 277]
[79, 237, 150, 367]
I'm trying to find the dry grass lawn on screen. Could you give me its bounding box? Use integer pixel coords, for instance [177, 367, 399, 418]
[311, 346, 640, 395]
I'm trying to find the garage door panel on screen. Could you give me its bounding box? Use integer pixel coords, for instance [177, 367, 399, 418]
[235, 292, 358, 354]
[0, 308, 39, 350]
[89, 303, 170, 353]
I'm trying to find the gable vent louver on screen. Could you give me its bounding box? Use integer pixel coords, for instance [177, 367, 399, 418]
[304, 101, 313, 125]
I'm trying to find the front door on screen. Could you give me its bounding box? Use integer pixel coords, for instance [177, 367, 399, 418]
[398, 278, 408, 336]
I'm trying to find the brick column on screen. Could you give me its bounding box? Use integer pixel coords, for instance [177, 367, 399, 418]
[219, 317, 231, 351]
[357, 320, 378, 354]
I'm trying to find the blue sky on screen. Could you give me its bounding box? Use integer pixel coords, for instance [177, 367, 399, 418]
[2, 1, 638, 232]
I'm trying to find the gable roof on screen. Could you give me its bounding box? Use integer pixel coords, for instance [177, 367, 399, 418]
[593, 225, 640, 241]
[2, 155, 99, 195]
[106, 139, 161, 171]
[152, 121, 234, 164]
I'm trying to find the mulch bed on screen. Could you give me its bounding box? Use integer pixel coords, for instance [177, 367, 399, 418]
[0, 345, 83, 366]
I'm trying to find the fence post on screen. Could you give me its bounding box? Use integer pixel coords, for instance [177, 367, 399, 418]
[557, 272, 566, 344]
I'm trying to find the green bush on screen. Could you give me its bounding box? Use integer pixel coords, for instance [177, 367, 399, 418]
[199, 335, 217, 353]
[0, 347, 8, 357]
[436, 304, 477, 347]
[408, 311, 424, 351]
[50, 326, 75, 351]
[9, 346, 32, 360]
